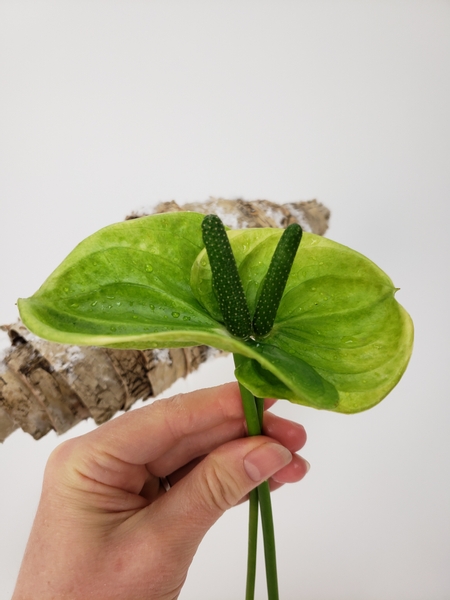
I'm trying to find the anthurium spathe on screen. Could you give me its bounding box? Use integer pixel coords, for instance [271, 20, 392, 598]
[18, 211, 413, 415]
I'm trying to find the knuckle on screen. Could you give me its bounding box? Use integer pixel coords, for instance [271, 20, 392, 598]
[42, 438, 82, 492]
[46, 438, 77, 471]
[202, 458, 240, 512]
[154, 393, 193, 440]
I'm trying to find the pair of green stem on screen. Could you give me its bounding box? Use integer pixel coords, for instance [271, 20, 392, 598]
[235, 355, 279, 600]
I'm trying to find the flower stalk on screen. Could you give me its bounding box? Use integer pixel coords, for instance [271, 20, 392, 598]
[236, 360, 279, 600]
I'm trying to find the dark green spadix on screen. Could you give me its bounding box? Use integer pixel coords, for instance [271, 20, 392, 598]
[253, 223, 303, 336]
[201, 214, 253, 339]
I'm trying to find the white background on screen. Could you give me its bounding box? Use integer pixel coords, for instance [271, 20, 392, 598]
[1, 2, 449, 599]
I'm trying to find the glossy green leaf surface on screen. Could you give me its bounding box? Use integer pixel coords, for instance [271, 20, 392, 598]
[18, 212, 413, 413]
[19, 213, 225, 349]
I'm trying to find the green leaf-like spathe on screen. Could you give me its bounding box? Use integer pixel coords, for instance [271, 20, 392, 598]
[191, 228, 413, 413]
[18, 212, 413, 413]
[18, 212, 226, 349]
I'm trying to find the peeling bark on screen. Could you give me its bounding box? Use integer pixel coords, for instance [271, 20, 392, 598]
[0, 198, 330, 442]
[127, 197, 330, 235]
[0, 323, 217, 441]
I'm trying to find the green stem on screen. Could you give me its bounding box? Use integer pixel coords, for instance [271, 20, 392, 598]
[246, 397, 270, 600]
[246, 489, 259, 600]
[258, 481, 279, 600]
[237, 379, 260, 600]
[237, 378, 261, 437]
[256, 396, 265, 428]
[234, 355, 280, 600]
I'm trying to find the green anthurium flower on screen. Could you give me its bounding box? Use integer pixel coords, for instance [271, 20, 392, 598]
[18, 211, 413, 414]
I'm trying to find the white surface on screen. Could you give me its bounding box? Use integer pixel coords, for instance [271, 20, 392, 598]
[1, 2, 449, 598]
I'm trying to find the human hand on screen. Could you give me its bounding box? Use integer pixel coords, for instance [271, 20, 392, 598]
[13, 382, 309, 600]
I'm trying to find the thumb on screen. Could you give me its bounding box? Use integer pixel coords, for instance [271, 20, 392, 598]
[156, 436, 292, 547]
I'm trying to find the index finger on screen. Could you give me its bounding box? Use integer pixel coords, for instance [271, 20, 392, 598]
[87, 381, 246, 465]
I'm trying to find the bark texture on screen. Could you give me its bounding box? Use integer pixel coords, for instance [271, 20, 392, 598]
[127, 197, 330, 235]
[0, 198, 329, 442]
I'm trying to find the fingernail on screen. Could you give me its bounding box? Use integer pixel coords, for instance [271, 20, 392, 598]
[304, 459, 311, 473]
[244, 443, 292, 482]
